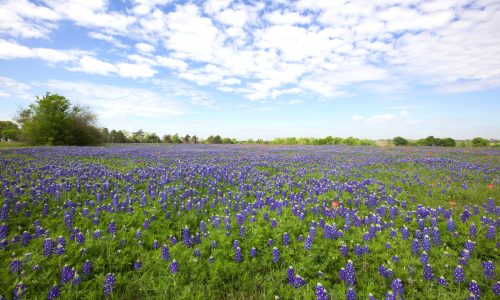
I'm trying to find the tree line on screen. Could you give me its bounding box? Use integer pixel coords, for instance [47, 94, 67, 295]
[0, 93, 496, 147]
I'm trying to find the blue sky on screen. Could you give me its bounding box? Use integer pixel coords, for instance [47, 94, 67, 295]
[1, 0, 499, 140]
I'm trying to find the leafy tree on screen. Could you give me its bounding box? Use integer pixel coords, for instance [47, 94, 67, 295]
[183, 134, 191, 143]
[110, 130, 128, 143]
[171, 133, 182, 143]
[162, 134, 172, 143]
[0, 121, 20, 141]
[393, 136, 408, 146]
[131, 129, 145, 143]
[144, 133, 161, 143]
[16, 93, 101, 145]
[191, 135, 199, 144]
[472, 137, 489, 147]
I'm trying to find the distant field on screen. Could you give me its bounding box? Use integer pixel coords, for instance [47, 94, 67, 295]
[0, 145, 498, 299]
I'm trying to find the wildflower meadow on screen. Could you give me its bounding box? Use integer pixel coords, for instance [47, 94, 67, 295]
[0, 145, 498, 299]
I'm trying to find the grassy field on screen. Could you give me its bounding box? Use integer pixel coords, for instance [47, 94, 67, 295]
[0, 145, 498, 299]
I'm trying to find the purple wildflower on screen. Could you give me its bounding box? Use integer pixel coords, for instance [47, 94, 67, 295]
[437, 276, 448, 286]
[82, 259, 92, 275]
[250, 247, 257, 258]
[468, 280, 480, 298]
[423, 264, 434, 281]
[48, 284, 60, 300]
[170, 260, 178, 274]
[346, 287, 356, 300]
[134, 260, 142, 270]
[454, 265, 465, 283]
[61, 265, 75, 284]
[481, 261, 495, 280]
[272, 247, 279, 263]
[103, 273, 116, 297]
[161, 244, 170, 261]
[315, 283, 329, 300]
[235, 247, 242, 262]
[43, 238, 54, 258]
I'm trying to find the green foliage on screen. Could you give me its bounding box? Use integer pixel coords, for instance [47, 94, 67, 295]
[416, 136, 456, 147]
[16, 92, 101, 146]
[392, 136, 408, 146]
[0, 120, 20, 141]
[471, 137, 489, 147]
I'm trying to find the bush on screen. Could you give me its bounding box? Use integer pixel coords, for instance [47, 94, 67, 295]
[471, 137, 489, 147]
[392, 136, 408, 146]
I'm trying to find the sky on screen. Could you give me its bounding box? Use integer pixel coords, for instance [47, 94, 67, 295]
[0, 0, 499, 140]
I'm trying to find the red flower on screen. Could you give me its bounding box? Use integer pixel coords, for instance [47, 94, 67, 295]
[487, 183, 494, 189]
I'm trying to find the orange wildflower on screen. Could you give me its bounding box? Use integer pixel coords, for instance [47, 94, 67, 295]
[449, 201, 456, 207]
[487, 183, 494, 189]
[332, 201, 340, 209]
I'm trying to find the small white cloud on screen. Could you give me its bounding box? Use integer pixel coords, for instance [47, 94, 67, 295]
[0, 76, 33, 100]
[68, 55, 118, 75]
[352, 115, 365, 121]
[156, 56, 188, 71]
[117, 63, 157, 78]
[135, 42, 155, 54]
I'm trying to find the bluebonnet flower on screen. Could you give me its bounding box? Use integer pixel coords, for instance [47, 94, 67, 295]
[465, 240, 475, 253]
[267, 238, 273, 246]
[304, 235, 312, 250]
[454, 265, 465, 283]
[344, 260, 356, 286]
[493, 281, 500, 296]
[283, 232, 289, 246]
[420, 251, 429, 265]
[250, 247, 257, 258]
[21, 231, 30, 247]
[104, 273, 116, 297]
[481, 261, 495, 280]
[93, 230, 101, 240]
[437, 276, 448, 286]
[170, 260, 178, 274]
[423, 264, 434, 281]
[108, 221, 116, 235]
[161, 244, 170, 261]
[239, 226, 245, 237]
[422, 235, 431, 252]
[134, 260, 142, 270]
[368, 293, 376, 300]
[292, 275, 306, 288]
[400, 226, 409, 240]
[61, 265, 75, 284]
[485, 225, 495, 240]
[72, 273, 81, 285]
[82, 259, 92, 275]
[392, 255, 399, 263]
[385, 290, 395, 300]
[468, 280, 480, 298]
[346, 287, 356, 300]
[411, 239, 419, 256]
[44, 238, 54, 258]
[76, 232, 84, 244]
[55, 244, 65, 256]
[469, 224, 477, 238]
[152, 239, 159, 249]
[48, 284, 60, 300]
[315, 283, 328, 300]
[13, 282, 26, 300]
[235, 247, 242, 262]
[193, 248, 201, 257]
[211, 240, 217, 249]
[391, 278, 403, 297]
[272, 247, 279, 263]
[431, 227, 440, 246]
[208, 256, 215, 264]
[340, 243, 348, 257]
[287, 266, 295, 285]
[447, 218, 455, 232]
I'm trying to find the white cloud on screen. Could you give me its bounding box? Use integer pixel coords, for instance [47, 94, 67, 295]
[116, 63, 157, 78]
[135, 42, 155, 54]
[68, 55, 117, 75]
[88, 31, 127, 48]
[264, 10, 311, 25]
[0, 0, 59, 38]
[0, 39, 88, 62]
[0, 77, 33, 99]
[45, 80, 184, 118]
[156, 56, 188, 71]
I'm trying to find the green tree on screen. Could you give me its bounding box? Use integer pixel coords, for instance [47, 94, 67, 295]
[162, 134, 172, 143]
[171, 133, 182, 143]
[191, 135, 199, 144]
[471, 137, 489, 147]
[393, 136, 408, 146]
[16, 93, 101, 145]
[0, 121, 20, 141]
[183, 134, 191, 143]
[144, 133, 161, 143]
